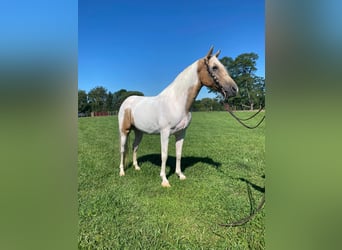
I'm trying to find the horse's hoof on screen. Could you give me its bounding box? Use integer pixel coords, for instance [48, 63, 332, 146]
[119, 171, 125, 176]
[177, 172, 186, 180]
[161, 181, 171, 188]
[135, 166, 141, 171]
[179, 174, 186, 180]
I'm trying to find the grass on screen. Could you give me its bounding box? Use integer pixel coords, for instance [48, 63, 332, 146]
[78, 111, 265, 249]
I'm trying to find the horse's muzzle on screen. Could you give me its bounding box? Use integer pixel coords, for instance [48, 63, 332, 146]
[230, 85, 238, 96]
[222, 83, 238, 99]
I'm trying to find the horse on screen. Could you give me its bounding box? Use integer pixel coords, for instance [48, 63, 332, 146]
[118, 47, 238, 187]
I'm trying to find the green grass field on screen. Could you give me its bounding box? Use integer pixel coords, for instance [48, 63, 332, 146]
[78, 111, 265, 249]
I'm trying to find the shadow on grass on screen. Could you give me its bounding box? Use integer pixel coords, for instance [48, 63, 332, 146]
[136, 154, 221, 178]
[233, 162, 265, 193]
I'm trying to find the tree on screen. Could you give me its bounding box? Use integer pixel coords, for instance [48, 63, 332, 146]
[191, 98, 223, 111]
[78, 90, 90, 114]
[78, 86, 145, 113]
[106, 91, 114, 111]
[112, 89, 144, 111]
[88, 86, 108, 112]
[252, 76, 265, 108]
[219, 53, 265, 110]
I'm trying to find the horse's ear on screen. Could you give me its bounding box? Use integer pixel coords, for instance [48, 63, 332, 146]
[214, 50, 221, 58]
[206, 46, 214, 59]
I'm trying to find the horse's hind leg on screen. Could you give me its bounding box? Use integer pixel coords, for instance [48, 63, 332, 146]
[133, 129, 143, 170]
[119, 132, 128, 176]
[119, 107, 133, 176]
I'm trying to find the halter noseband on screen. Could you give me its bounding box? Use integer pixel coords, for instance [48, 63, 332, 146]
[204, 58, 226, 97]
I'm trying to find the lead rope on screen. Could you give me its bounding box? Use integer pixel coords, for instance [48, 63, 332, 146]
[224, 103, 265, 129]
[219, 103, 265, 227]
[219, 185, 265, 227]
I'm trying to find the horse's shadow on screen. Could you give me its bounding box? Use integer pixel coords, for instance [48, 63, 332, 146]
[136, 154, 221, 178]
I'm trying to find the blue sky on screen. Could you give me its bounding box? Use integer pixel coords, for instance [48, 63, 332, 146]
[79, 0, 264, 99]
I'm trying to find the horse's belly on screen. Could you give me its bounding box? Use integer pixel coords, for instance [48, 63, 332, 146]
[133, 110, 191, 134]
[132, 108, 162, 134]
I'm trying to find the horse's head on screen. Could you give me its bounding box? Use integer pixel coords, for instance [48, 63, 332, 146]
[198, 47, 238, 99]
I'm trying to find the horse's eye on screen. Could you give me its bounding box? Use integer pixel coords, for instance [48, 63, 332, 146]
[212, 65, 218, 71]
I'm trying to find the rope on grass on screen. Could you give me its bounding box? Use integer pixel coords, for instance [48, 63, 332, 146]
[219, 184, 265, 227]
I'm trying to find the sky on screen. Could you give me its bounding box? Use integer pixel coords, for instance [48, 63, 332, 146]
[79, 0, 265, 99]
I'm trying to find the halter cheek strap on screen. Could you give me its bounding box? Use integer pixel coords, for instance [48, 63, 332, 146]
[204, 58, 226, 96]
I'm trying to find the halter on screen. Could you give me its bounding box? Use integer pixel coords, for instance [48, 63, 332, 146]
[204, 58, 226, 97]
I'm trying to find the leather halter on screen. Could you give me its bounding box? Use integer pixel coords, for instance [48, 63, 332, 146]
[204, 58, 226, 97]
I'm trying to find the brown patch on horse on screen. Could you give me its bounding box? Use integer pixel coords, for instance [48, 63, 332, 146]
[186, 82, 202, 113]
[197, 59, 216, 89]
[185, 59, 216, 112]
[121, 108, 134, 134]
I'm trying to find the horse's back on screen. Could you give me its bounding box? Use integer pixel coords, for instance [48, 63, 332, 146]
[120, 95, 143, 110]
[119, 95, 158, 114]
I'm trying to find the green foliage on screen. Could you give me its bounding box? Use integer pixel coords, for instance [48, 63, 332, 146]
[88, 86, 108, 112]
[78, 90, 91, 114]
[78, 88, 144, 114]
[78, 112, 265, 249]
[112, 89, 144, 111]
[192, 98, 224, 111]
[106, 91, 114, 112]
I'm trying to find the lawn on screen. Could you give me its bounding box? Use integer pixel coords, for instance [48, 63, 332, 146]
[78, 111, 265, 249]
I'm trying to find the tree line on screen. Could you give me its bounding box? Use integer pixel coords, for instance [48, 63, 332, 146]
[78, 52, 265, 115]
[78, 88, 144, 116]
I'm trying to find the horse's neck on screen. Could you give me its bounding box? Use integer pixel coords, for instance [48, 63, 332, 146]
[158, 60, 202, 112]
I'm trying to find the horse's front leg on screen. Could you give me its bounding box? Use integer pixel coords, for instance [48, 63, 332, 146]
[175, 130, 186, 180]
[160, 129, 170, 187]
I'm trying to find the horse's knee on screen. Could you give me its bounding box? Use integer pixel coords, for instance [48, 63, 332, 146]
[161, 154, 167, 163]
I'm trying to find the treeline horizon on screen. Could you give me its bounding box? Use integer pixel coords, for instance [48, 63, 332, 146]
[78, 86, 264, 116]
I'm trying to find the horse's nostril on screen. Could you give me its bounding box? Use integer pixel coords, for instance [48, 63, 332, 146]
[232, 86, 237, 93]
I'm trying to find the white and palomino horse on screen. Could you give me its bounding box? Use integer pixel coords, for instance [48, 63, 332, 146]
[118, 47, 238, 187]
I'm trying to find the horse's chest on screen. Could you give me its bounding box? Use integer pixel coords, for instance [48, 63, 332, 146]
[170, 113, 192, 134]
